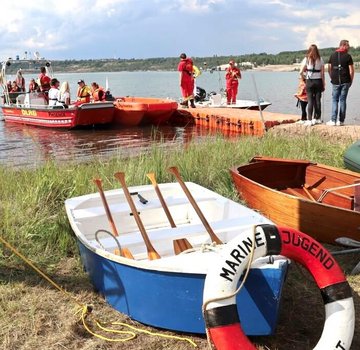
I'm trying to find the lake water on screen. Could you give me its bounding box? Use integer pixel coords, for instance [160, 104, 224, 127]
[1, 70, 359, 168]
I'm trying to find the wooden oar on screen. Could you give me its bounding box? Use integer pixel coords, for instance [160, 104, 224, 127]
[168, 166, 223, 245]
[93, 178, 134, 259]
[147, 172, 192, 254]
[303, 186, 316, 202]
[147, 172, 176, 228]
[114, 172, 161, 260]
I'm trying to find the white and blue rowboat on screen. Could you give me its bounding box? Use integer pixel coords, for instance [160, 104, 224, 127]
[65, 181, 289, 334]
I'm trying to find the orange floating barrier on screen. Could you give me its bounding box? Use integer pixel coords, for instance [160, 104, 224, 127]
[172, 107, 299, 136]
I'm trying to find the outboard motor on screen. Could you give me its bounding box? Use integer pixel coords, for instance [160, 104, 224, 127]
[105, 90, 115, 101]
[195, 86, 207, 102]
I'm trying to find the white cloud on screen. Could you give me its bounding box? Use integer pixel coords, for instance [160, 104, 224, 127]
[177, 0, 225, 12]
[0, 0, 359, 60]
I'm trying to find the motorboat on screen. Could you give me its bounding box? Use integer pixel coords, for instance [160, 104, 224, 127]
[194, 86, 271, 110]
[0, 60, 114, 129]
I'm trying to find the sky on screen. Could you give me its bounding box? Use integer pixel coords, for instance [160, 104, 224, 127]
[1, 0, 360, 61]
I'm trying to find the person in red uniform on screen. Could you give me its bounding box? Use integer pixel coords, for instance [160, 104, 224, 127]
[225, 60, 241, 104]
[38, 66, 51, 94]
[178, 53, 196, 108]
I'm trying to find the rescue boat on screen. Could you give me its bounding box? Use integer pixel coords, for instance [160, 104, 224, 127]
[0, 60, 114, 129]
[113, 96, 178, 126]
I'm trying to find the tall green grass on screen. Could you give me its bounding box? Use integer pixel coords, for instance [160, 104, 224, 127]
[0, 133, 352, 267]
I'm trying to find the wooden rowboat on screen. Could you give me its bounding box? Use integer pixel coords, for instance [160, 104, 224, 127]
[230, 156, 360, 244]
[65, 176, 288, 335]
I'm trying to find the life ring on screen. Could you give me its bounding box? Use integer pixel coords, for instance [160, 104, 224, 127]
[203, 224, 355, 350]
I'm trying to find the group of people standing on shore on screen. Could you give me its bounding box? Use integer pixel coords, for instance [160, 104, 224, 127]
[295, 39, 354, 126]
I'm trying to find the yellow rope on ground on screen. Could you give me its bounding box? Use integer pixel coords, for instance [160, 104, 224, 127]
[75, 305, 137, 342]
[0, 234, 197, 348]
[95, 319, 197, 347]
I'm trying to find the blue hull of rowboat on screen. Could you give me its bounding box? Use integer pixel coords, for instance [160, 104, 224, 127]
[77, 240, 288, 335]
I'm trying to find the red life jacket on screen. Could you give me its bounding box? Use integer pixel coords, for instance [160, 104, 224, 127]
[29, 81, 39, 92]
[39, 74, 51, 91]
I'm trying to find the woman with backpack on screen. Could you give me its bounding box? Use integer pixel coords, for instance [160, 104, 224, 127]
[299, 44, 325, 126]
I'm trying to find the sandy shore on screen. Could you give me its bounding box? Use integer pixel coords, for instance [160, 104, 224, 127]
[252, 64, 301, 72]
[269, 123, 360, 142]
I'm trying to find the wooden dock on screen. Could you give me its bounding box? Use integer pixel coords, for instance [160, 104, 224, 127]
[172, 107, 299, 136]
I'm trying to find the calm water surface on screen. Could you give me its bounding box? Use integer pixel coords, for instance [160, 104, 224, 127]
[1, 70, 359, 168]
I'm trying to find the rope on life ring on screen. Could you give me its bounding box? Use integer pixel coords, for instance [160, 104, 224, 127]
[202, 224, 355, 350]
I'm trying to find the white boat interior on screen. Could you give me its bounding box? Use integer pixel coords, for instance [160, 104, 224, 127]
[66, 182, 283, 272]
[196, 94, 271, 109]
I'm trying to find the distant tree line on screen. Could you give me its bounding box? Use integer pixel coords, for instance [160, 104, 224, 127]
[5, 46, 360, 74]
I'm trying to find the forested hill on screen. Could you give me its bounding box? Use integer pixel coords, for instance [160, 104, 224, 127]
[6, 47, 360, 73]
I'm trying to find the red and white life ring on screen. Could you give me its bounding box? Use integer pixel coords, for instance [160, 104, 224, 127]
[203, 224, 355, 350]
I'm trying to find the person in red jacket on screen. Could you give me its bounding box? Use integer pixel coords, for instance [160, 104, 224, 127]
[294, 74, 308, 124]
[38, 66, 51, 94]
[225, 60, 241, 104]
[178, 53, 196, 108]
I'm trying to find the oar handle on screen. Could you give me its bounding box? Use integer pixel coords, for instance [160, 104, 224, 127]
[114, 172, 161, 260]
[93, 178, 119, 237]
[168, 167, 222, 244]
[93, 178, 134, 259]
[147, 173, 176, 228]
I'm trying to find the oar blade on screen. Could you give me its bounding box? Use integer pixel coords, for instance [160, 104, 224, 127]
[114, 247, 135, 259]
[146, 172, 157, 186]
[148, 250, 161, 260]
[173, 238, 193, 255]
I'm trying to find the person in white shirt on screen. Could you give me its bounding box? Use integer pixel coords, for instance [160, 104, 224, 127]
[48, 78, 60, 107]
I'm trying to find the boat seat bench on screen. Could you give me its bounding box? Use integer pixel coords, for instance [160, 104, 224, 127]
[71, 196, 216, 220]
[310, 187, 354, 210]
[282, 187, 354, 210]
[90, 216, 263, 253]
